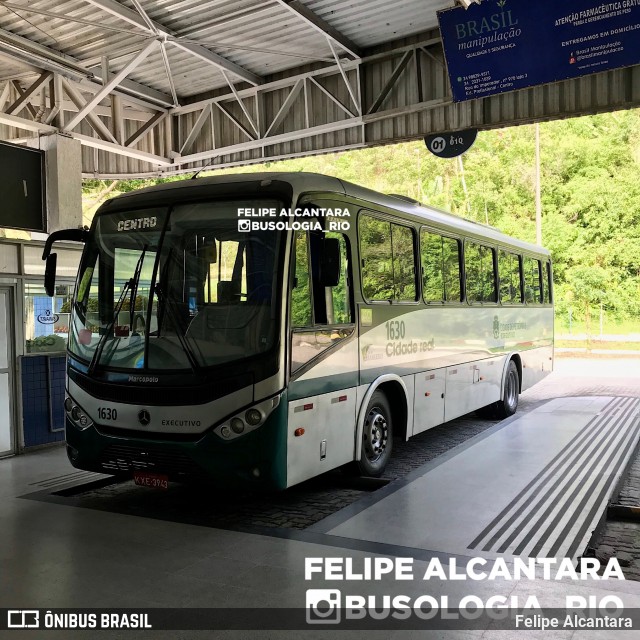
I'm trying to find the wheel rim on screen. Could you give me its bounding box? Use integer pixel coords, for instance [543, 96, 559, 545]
[363, 406, 389, 462]
[506, 370, 518, 408]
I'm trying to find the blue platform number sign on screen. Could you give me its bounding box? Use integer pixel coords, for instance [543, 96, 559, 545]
[438, 0, 640, 103]
[425, 129, 478, 158]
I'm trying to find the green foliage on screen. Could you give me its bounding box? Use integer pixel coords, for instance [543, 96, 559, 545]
[291, 232, 312, 326]
[82, 110, 640, 329]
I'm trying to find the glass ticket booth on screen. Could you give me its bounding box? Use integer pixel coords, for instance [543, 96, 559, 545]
[0, 239, 82, 455]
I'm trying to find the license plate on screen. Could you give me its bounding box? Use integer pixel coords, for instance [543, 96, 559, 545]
[133, 471, 169, 490]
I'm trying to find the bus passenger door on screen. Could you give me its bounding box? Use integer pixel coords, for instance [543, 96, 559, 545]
[287, 228, 358, 487]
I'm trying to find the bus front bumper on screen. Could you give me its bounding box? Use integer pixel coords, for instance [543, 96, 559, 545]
[64, 397, 289, 491]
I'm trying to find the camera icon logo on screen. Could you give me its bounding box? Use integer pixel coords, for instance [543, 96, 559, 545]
[306, 589, 341, 624]
[238, 219, 251, 232]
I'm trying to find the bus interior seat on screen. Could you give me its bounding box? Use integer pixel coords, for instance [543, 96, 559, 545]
[217, 280, 240, 303]
[186, 297, 272, 355]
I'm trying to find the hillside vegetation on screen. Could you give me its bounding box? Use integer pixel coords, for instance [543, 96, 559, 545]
[84, 109, 640, 333]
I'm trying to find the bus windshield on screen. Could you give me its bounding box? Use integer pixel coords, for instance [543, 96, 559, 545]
[70, 199, 283, 372]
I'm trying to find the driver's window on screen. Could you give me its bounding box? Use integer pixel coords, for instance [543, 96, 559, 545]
[291, 230, 353, 328]
[292, 231, 312, 327]
[290, 229, 354, 373]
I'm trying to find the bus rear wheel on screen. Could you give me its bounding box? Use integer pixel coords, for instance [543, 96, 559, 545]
[356, 390, 393, 477]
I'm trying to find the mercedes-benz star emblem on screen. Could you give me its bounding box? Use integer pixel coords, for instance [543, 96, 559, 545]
[138, 409, 151, 426]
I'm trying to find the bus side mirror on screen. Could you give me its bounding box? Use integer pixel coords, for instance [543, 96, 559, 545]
[42, 227, 88, 260]
[45, 253, 57, 297]
[319, 238, 341, 288]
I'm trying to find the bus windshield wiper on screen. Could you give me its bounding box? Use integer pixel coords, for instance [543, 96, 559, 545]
[129, 245, 147, 334]
[88, 278, 132, 375]
[88, 249, 147, 375]
[154, 283, 200, 373]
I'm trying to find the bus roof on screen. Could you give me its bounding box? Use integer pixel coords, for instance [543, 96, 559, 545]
[103, 172, 550, 257]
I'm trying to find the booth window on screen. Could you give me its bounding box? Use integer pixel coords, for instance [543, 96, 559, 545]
[24, 283, 74, 353]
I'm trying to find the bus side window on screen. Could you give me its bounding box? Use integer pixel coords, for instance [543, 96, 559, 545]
[360, 215, 394, 301]
[483, 247, 497, 302]
[391, 224, 416, 301]
[421, 230, 461, 303]
[524, 257, 542, 304]
[465, 242, 496, 304]
[443, 237, 462, 302]
[499, 251, 522, 304]
[324, 232, 352, 324]
[421, 230, 443, 301]
[544, 262, 552, 304]
[360, 213, 417, 302]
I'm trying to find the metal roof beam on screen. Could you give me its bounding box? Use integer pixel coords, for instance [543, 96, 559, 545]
[213, 102, 257, 142]
[366, 51, 412, 114]
[220, 70, 259, 138]
[0, 27, 94, 80]
[125, 111, 167, 148]
[71, 132, 172, 167]
[84, 0, 263, 86]
[308, 76, 355, 118]
[180, 104, 212, 154]
[170, 41, 262, 87]
[264, 79, 303, 137]
[327, 39, 361, 115]
[0, 25, 173, 109]
[274, 0, 361, 59]
[10, 80, 37, 118]
[174, 37, 444, 116]
[60, 77, 118, 143]
[0, 110, 56, 133]
[90, 68, 173, 109]
[0, 82, 10, 111]
[64, 40, 158, 133]
[0, 2, 144, 36]
[180, 119, 361, 165]
[5, 71, 51, 116]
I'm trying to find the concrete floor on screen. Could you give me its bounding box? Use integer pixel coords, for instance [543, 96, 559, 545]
[2, 358, 640, 639]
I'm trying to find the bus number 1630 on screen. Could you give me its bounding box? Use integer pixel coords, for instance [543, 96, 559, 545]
[98, 407, 117, 421]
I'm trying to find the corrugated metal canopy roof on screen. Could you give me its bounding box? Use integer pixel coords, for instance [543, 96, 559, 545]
[0, 0, 453, 100]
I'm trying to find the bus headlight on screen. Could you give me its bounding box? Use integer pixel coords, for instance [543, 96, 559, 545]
[65, 395, 94, 431]
[215, 394, 281, 441]
[245, 409, 262, 426]
[230, 418, 245, 434]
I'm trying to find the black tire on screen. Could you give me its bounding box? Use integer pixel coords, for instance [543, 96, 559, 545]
[475, 404, 498, 419]
[494, 360, 520, 419]
[355, 390, 393, 477]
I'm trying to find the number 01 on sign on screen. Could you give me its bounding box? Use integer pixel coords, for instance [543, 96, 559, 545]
[425, 128, 478, 158]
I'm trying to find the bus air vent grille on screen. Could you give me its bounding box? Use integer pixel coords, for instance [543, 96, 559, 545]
[99, 444, 202, 478]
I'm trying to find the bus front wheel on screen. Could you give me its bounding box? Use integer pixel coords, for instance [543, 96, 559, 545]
[495, 360, 520, 419]
[356, 390, 393, 477]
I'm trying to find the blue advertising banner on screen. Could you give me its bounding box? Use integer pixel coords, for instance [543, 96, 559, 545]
[438, 0, 640, 102]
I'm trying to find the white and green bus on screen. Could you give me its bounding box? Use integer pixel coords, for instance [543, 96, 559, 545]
[43, 173, 553, 490]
